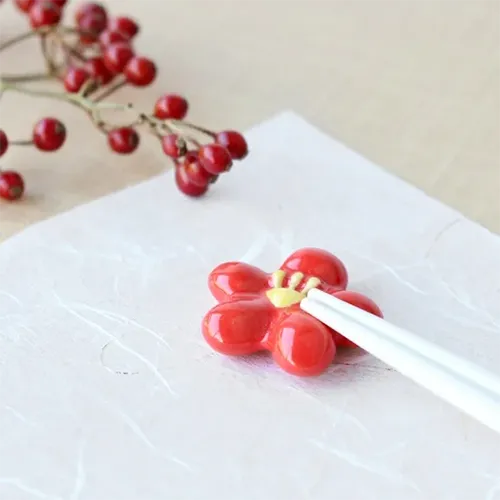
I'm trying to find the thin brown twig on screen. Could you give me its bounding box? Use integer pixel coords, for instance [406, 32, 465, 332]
[40, 34, 57, 75]
[143, 114, 178, 136]
[163, 120, 204, 147]
[169, 119, 215, 138]
[185, 136, 202, 148]
[0, 26, 214, 148]
[0, 80, 131, 114]
[59, 39, 88, 63]
[93, 79, 127, 102]
[58, 26, 98, 38]
[78, 78, 99, 98]
[0, 72, 53, 83]
[87, 109, 112, 133]
[0, 30, 39, 52]
[9, 140, 34, 146]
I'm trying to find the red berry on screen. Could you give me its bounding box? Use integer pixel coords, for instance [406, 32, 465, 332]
[215, 130, 248, 160]
[78, 13, 107, 44]
[75, 2, 107, 25]
[175, 163, 208, 198]
[183, 156, 214, 187]
[33, 118, 66, 152]
[29, 1, 62, 29]
[198, 144, 232, 174]
[103, 42, 134, 73]
[153, 94, 188, 120]
[99, 29, 129, 47]
[63, 67, 89, 93]
[108, 16, 139, 39]
[161, 134, 187, 158]
[14, 0, 35, 13]
[84, 57, 113, 84]
[0, 171, 24, 201]
[0, 130, 8, 157]
[50, 0, 67, 6]
[107, 127, 140, 154]
[123, 57, 157, 87]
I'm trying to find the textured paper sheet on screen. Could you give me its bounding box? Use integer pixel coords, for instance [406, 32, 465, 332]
[0, 112, 499, 500]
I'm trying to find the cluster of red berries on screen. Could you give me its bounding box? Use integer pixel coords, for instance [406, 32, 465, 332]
[0, 118, 66, 200]
[0, 0, 249, 202]
[102, 93, 248, 198]
[15, 0, 157, 89]
[171, 130, 248, 197]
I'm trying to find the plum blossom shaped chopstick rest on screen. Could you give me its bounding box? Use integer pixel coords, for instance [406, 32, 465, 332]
[202, 248, 383, 376]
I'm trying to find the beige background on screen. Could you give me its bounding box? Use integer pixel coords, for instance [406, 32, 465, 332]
[0, 0, 499, 241]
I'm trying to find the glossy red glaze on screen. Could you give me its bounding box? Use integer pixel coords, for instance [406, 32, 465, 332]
[208, 262, 270, 302]
[204, 295, 275, 356]
[330, 290, 384, 347]
[202, 248, 381, 376]
[271, 309, 336, 376]
[281, 247, 348, 292]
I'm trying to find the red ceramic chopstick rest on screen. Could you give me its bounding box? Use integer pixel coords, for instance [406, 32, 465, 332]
[202, 248, 383, 377]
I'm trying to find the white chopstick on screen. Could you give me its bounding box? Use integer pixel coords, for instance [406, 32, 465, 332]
[301, 288, 500, 435]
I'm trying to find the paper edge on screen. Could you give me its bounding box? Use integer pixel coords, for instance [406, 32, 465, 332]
[1, 110, 498, 250]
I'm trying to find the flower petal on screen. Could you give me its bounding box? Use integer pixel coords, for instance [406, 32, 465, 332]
[208, 262, 270, 302]
[331, 291, 383, 348]
[271, 310, 336, 376]
[280, 248, 348, 291]
[202, 295, 276, 355]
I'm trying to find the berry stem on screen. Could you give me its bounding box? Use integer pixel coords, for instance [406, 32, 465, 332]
[0, 72, 54, 83]
[58, 38, 88, 63]
[162, 120, 201, 146]
[0, 79, 131, 113]
[170, 120, 216, 138]
[0, 4, 248, 202]
[10, 140, 34, 146]
[40, 34, 59, 76]
[0, 30, 39, 52]
[140, 113, 176, 136]
[93, 79, 128, 102]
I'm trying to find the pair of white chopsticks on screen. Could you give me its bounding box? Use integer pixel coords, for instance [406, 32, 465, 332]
[300, 289, 500, 435]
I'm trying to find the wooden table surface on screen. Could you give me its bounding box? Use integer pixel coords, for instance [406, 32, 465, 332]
[0, 0, 499, 241]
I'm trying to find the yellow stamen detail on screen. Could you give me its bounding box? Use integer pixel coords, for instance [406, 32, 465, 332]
[266, 288, 305, 308]
[288, 272, 304, 290]
[271, 270, 286, 288]
[266, 270, 322, 308]
[302, 277, 321, 294]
